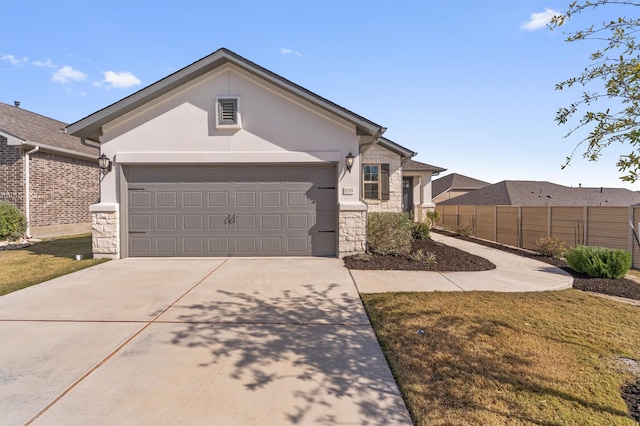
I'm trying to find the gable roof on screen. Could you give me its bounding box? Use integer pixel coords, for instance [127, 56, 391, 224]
[376, 137, 416, 160]
[67, 48, 386, 142]
[432, 173, 491, 197]
[0, 102, 97, 157]
[438, 180, 640, 207]
[402, 158, 446, 174]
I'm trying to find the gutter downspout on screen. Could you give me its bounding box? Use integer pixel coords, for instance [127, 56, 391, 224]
[24, 146, 39, 238]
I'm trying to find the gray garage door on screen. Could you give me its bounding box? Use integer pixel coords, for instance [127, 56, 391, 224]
[124, 165, 336, 257]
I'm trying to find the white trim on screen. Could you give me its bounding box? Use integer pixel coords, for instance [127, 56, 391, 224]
[115, 151, 342, 164]
[339, 202, 368, 211]
[90, 202, 119, 213]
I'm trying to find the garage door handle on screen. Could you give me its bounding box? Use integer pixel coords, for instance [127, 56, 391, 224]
[224, 214, 236, 225]
[318, 230, 335, 233]
[129, 231, 146, 234]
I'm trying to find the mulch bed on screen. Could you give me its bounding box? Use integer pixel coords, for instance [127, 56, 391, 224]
[343, 238, 496, 272]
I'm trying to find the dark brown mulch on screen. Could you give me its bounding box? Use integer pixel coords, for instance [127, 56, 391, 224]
[343, 238, 496, 272]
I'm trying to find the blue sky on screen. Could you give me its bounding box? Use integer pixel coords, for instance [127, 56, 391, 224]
[1, 0, 636, 189]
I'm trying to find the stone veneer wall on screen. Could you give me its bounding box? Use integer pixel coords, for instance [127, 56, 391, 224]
[338, 209, 367, 256]
[361, 144, 402, 213]
[91, 206, 119, 259]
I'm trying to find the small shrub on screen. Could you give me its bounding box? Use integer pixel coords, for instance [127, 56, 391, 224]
[535, 237, 566, 258]
[367, 212, 413, 256]
[565, 245, 632, 279]
[412, 222, 431, 240]
[0, 202, 26, 241]
[457, 226, 473, 237]
[425, 210, 440, 229]
[410, 249, 437, 264]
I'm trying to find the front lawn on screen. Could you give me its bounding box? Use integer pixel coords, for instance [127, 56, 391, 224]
[362, 290, 640, 425]
[0, 234, 108, 296]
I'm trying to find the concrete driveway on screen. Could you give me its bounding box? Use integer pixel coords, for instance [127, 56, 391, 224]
[0, 258, 412, 425]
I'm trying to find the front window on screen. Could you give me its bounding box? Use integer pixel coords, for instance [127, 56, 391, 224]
[363, 164, 379, 199]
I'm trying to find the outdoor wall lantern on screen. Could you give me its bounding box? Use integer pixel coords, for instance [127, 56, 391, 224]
[98, 153, 112, 175]
[345, 152, 355, 173]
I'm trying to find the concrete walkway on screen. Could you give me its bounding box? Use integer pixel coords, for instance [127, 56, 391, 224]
[0, 258, 412, 426]
[352, 233, 574, 293]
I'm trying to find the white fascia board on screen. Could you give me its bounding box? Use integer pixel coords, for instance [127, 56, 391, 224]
[0, 129, 25, 145]
[20, 141, 98, 162]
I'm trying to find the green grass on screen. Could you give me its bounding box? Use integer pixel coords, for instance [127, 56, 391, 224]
[362, 290, 640, 425]
[0, 234, 108, 296]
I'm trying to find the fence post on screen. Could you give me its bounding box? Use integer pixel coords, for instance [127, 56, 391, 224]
[583, 206, 588, 246]
[547, 206, 552, 238]
[493, 205, 497, 242]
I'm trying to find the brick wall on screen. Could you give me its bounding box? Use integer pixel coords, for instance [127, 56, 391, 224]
[0, 136, 25, 211]
[29, 152, 99, 226]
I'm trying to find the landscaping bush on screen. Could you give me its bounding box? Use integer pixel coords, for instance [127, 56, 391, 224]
[411, 222, 431, 240]
[565, 245, 632, 279]
[535, 237, 566, 258]
[456, 226, 474, 237]
[367, 212, 413, 256]
[0, 202, 26, 241]
[425, 210, 440, 229]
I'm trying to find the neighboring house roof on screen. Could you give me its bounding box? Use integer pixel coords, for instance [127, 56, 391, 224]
[438, 180, 640, 207]
[432, 173, 491, 198]
[67, 48, 387, 142]
[403, 158, 447, 174]
[0, 102, 97, 158]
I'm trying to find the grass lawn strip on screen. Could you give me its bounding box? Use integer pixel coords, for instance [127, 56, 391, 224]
[0, 234, 108, 296]
[362, 290, 640, 425]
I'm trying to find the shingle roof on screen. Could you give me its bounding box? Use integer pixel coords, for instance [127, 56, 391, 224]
[0, 102, 96, 156]
[432, 173, 490, 197]
[438, 180, 640, 207]
[403, 159, 446, 173]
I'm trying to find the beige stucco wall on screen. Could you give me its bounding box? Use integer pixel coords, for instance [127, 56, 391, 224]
[360, 144, 402, 213]
[92, 64, 375, 257]
[97, 64, 365, 208]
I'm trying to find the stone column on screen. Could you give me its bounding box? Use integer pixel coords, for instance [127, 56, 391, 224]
[90, 203, 119, 259]
[338, 204, 367, 257]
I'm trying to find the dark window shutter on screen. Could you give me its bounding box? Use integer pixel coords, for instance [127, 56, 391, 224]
[381, 163, 390, 200]
[218, 99, 237, 124]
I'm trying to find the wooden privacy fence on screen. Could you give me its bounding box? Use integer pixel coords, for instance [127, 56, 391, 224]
[435, 205, 640, 269]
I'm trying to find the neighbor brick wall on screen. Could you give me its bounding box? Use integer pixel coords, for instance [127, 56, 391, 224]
[0, 136, 25, 212]
[362, 144, 402, 213]
[29, 152, 99, 226]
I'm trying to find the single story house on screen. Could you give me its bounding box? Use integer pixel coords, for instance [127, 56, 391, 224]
[432, 173, 490, 204]
[67, 48, 445, 258]
[0, 101, 99, 238]
[438, 180, 640, 207]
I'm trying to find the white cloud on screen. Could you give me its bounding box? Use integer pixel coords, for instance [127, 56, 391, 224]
[521, 8, 561, 31]
[280, 48, 302, 57]
[32, 59, 57, 68]
[100, 70, 141, 89]
[52, 65, 88, 83]
[1, 54, 28, 66]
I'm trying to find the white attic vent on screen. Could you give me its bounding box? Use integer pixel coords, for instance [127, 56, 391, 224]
[216, 97, 242, 129]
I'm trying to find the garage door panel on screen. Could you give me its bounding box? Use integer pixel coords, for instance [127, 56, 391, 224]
[236, 192, 256, 207]
[208, 192, 229, 207]
[157, 192, 177, 207]
[126, 165, 335, 257]
[183, 192, 203, 207]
